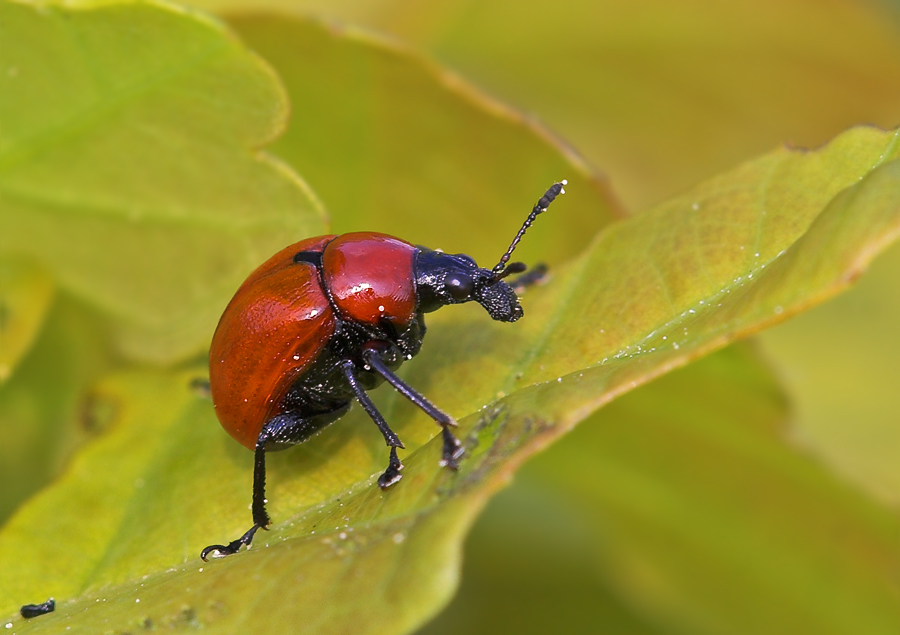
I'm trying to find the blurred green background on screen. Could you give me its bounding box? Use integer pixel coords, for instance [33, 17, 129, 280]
[2, 0, 899, 633]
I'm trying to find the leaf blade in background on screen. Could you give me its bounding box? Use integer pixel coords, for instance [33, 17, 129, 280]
[181, 0, 900, 212]
[0, 258, 54, 383]
[0, 295, 115, 526]
[757, 240, 900, 505]
[0, 0, 326, 363]
[1, 126, 898, 633]
[227, 13, 623, 271]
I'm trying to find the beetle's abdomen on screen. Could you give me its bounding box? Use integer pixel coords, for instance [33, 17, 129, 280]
[322, 232, 418, 326]
[209, 236, 337, 450]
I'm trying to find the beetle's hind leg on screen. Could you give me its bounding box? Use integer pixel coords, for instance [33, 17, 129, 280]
[200, 405, 352, 559]
[201, 442, 270, 560]
[361, 348, 465, 472]
[341, 360, 407, 488]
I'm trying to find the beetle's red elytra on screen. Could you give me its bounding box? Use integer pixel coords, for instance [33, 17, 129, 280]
[202, 181, 567, 560]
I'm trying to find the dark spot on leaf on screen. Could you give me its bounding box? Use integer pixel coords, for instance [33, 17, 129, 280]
[189, 377, 211, 399]
[80, 390, 120, 434]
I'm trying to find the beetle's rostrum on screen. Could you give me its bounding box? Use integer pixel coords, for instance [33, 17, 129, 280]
[201, 181, 567, 560]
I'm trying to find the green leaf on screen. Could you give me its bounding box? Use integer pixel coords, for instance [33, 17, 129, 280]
[0, 0, 326, 363]
[758, 240, 900, 505]
[1, 126, 897, 633]
[0, 295, 115, 526]
[0, 258, 54, 383]
[228, 13, 623, 270]
[421, 344, 899, 635]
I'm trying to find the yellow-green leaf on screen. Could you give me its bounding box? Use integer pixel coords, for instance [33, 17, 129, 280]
[421, 344, 899, 635]
[0, 296, 114, 525]
[759, 240, 900, 505]
[0, 0, 325, 363]
[0, 259, 54, 383]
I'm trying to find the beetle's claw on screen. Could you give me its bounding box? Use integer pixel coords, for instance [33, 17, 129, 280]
[378, 447, 404, 489]
[200, 523, 263, 560]
[200, 541, 240, 561]
[439, 426, 464, 470]
[378, 469, 403, 489]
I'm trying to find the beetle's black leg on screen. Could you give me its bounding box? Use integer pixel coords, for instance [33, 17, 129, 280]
[341, 360, 406, 489]
[201, 442, 269, 560]
[382, 446, 404, 489]
[362, 349, 464, 470]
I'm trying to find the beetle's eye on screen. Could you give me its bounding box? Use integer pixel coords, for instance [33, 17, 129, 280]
[445, 273, 474, 301]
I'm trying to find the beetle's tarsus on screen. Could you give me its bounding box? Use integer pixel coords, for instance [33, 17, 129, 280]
[378, 447, 405, 489]
[201, 523, 264, 561]
[439, 426, 464, 470]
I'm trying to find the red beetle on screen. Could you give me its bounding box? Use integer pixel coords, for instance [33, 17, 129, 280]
[201, 182, 566, 559]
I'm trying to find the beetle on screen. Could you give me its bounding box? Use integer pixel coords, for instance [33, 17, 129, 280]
[201, 181, 566, 560]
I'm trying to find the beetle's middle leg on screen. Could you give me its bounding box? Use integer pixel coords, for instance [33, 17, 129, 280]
[361, 347, 464, 471]
[341, 360, 406, 488]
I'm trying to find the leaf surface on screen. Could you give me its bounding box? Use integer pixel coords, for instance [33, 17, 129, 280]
[0, 0, 325, 362]
[0, 258, 54, 383]
[758, 240, 900, 505]
[0, 296, 115, 525]
[420, 344, 900, 635]
[1, 126, 898, 633]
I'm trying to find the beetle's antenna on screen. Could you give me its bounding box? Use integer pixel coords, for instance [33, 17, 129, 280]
[491, 180, 567, 280]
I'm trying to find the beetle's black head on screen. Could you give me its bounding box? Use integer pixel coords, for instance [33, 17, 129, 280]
[413, 181, 567, 323]
[414, 249, 524, 322]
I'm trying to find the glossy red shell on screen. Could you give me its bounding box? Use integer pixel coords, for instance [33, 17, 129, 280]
[322, 232, 417, 326]
[209, 235, 337, 449]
